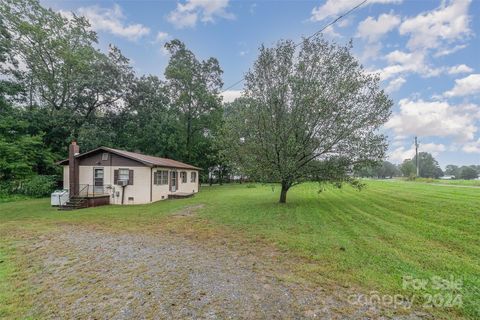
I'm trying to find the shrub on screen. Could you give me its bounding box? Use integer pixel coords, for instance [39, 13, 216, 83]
[19, 175, 57, 197]
[0, 175, 57, 198]
[407, 174, 416, 181]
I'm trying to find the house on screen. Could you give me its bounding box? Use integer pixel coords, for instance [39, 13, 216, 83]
[57, 142, 200, 206]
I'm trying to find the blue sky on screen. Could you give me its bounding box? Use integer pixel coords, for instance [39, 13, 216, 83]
[43, 0, 480, 168]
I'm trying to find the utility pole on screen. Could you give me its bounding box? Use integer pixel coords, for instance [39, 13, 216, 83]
[415, 136, 419, 177]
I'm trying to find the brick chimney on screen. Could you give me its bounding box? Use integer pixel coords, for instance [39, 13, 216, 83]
[69, 141, 80, 196]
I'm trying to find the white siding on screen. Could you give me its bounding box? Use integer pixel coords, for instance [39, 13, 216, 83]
[64, 164, 199, 205]
[77, 165, 151, 205]
[151, 168, 199, 202]
[176, 169, 199, 194]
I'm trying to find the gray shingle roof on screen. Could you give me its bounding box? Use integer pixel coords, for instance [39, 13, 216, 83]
[57, 146, 201, 170]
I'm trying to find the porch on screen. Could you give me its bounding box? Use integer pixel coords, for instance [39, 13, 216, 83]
[58, 184, 110, 210]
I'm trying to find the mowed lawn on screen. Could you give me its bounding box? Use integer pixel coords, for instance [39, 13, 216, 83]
[1, 180, 479, 319]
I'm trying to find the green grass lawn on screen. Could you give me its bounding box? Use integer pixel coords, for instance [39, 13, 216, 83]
[0, 180, 479, 319]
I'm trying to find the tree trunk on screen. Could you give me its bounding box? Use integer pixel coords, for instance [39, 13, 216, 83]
[279, 182, 290, 203]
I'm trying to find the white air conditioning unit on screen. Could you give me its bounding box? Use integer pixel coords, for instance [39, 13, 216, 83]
[118, 180, 129, 186]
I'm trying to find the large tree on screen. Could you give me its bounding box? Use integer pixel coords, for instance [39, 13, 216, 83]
[412, 152, 443, 178]
[400, 159, 416, 178]
[0, 81, 55, 180]
[445, 164, 460, 178]
[164, 39, 223, 167]
[224, 38, 392, 203]
[459, 166, 478, 180]
[0, 0, 133, 148]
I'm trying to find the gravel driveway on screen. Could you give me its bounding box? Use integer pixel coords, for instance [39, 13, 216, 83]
[21, 221, 427, 319]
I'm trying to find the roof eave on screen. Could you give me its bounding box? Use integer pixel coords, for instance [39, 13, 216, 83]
[56, 146, 201, 170]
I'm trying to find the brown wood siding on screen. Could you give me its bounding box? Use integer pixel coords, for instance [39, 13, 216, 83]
[77, 151, 145, 167]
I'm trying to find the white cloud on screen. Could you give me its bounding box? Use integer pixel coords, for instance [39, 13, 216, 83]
[386, 50, 422, 66]
[221, 90, 242, 103]
[388, 142, 446, 162]
[374, 50, 436, 80]
[372, 1, 473, 81]
[444, 74, 480, 97]
[69, 4, 150, 41]
[356, 13, 401, 42]
[167, 0, 234, 29]
[422, 142, 447, 154]
[322, 25, 342, 38]
[310, 0, 401, 22]
[434, 44, 468, 57]
[155, 31, 170, 42]
[385, 76, 406, 93]
[388, 146, 415, 162]
[447, 64, 473, 74]
[385, 99, 477, 142]
[360, 43, 382, 62]
[399, 0, 472, 51]
[462, 139, 480, 153]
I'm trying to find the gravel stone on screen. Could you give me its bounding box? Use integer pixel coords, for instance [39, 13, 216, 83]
[24, 226, 428, 320]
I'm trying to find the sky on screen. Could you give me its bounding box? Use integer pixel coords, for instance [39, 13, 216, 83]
[42, 0, 480, 168]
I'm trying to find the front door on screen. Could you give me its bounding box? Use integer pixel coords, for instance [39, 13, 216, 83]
[170, 171, 177, 192]
[94, 168, 104, 194]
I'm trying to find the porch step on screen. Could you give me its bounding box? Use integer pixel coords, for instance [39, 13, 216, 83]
[58, 197, 88, 211]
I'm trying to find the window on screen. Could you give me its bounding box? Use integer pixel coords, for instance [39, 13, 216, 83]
[119, 169, 129, 181]
[180, 171, 187, 183]
[191, 171, 197, 183]
[154, 170, 168, 185]
[102, 153, 109, 161]
[115, 168, 133, 185]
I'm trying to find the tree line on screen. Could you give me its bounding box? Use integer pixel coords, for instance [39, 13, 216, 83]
[0, 0, 226, 195]
[356, 152, 479, 180]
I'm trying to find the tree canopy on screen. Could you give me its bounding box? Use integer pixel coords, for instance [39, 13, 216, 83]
[356, 161, 400, 178]
[0, 0, 228, 191]
[459, 166, 478, 180]
[223, 38, 392, 203]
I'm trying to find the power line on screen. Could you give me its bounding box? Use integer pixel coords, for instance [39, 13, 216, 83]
[221, 0, 368, 93]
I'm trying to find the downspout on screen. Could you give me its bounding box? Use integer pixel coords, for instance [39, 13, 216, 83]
[150, 167, 153, 202]
[121, 185, 126, 205]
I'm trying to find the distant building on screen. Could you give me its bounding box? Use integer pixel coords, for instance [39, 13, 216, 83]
[439, 175, 455, 180]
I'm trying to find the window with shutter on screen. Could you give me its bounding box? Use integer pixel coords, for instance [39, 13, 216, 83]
[114, 169, 119, 184]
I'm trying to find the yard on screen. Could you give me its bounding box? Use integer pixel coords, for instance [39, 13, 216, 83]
[0, 180, 478, 319]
